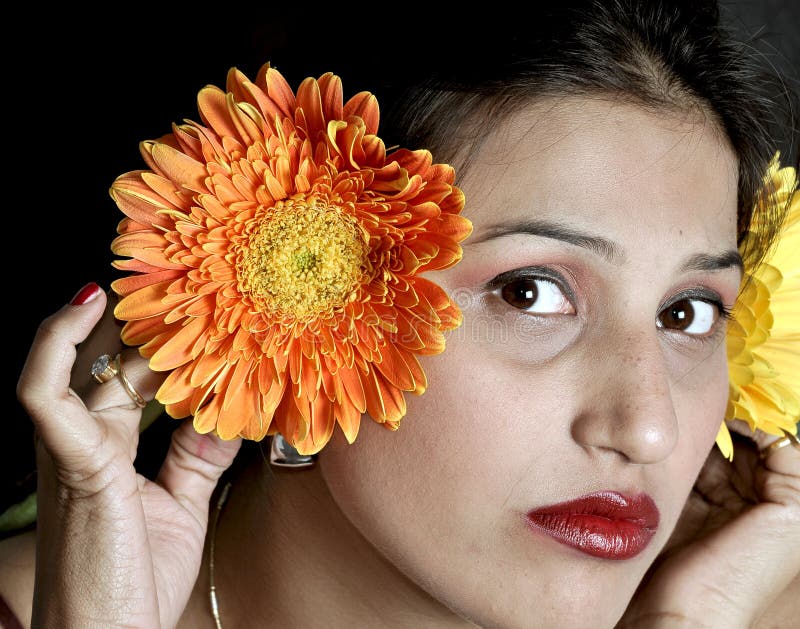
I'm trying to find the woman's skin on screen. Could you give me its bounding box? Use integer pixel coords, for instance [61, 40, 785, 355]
[2, 97, 799, 628]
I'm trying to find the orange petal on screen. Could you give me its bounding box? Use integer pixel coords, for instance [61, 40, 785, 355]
[114, 280, 174, 320]
[216, 386, 259, 440]
[120, 317, 175, 346]
[242, 77, 285, 127]
[111, 270, 183, 296]
[164, 397, 192, 419]
[258, 366, 286, 419]
[190, 349, 230, 388]
[156, 363, 196, 405]
[112, 257, 168, 275]
[317, 72, 344, 123]
[397, 311, 445, 355]
[363, 367, 406, 423]
[149, 316, 211, 371]
[296, 76, 326, 140]
[227, 95, 263, 147]
[197, 85, 240, 140]
[293, 394, 335, 455]
[141, 172, 191, 212]
[402, 351, 427, 395]
[338, 363, 367, 413]
[343, 91, 379, 135]
[240, 398, 270, 442]
[276, 390, 309, 444]
[113, 230, 181, 257]
[222, 358, 254, 411]
[335, 400, 362, 444]
[374, 340, 416, 391]
[261, 66, 296, 119]
[436, 212, 472, 241]
[110, 173, 174, 229]
[148, 142, 208, 193]
[193, 389, 224, 434]
[190, 378, 221, 417]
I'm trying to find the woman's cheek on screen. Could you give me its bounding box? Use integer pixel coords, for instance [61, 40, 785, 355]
[673, 340, 731, 462]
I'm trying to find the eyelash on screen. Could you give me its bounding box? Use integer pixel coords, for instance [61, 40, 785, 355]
[657, 289, 733, 344]
[485, 266, 733, 340]
[485, 266, 576, 313]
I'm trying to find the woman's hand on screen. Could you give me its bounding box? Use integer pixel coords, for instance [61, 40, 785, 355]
[16, 283, 242, 628]
[618, 423, 800, 628]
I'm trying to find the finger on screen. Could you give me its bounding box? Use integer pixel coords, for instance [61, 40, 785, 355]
[16, 284, 108, 453]
[70, 288, 124, 396]
[716, 503, 800, 617]
[758, 431, 800, 487]
[724, 422, 800, 500]
[699, 441, 800, 620]
[82, 348, 167, 414]
[156, 420, 242, 525]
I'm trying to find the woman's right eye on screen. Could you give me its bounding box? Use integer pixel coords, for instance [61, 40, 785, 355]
[499, 277, 575, 314]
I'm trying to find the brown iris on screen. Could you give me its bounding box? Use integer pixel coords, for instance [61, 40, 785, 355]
[501, 279, 539, 310]
[658, 298, 698, 330]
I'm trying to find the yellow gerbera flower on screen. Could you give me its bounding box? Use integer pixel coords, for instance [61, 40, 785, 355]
[718, 155, 800, 459]
[110, 63, 472, 455]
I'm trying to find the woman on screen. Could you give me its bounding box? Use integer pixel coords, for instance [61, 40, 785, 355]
[2, 1, 799, 627]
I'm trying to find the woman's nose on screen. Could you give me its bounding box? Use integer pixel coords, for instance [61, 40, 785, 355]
[570, 330, 679, 464]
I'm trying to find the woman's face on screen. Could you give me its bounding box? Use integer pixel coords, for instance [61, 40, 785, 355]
[320, 97, 741, 627]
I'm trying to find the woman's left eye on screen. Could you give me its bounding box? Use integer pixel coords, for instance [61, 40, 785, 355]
[498, 277, 575, 314]
[656, 298, 720, 336]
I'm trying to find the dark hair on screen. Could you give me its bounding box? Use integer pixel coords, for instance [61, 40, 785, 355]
[324, 0, 797, 273]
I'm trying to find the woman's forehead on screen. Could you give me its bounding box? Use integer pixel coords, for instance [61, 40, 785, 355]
[459, 97, 739, 248]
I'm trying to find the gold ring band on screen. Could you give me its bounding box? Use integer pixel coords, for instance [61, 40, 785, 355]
[759, 428, 800, 459]
[114, 354, 147, 408]
[91, 353, 147, 408]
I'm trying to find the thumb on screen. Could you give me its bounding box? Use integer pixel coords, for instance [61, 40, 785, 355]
[156, 419, 242, 524]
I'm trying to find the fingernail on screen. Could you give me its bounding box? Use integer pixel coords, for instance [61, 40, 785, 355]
[69, 282, 102, 305]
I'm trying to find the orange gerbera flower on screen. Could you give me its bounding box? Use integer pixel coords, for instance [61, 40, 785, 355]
[110, 63, 472, 454]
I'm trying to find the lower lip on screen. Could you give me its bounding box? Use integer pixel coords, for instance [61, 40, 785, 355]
[525, 491, 659, 560]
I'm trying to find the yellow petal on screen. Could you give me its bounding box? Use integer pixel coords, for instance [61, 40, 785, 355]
[715, 421, 734, 461]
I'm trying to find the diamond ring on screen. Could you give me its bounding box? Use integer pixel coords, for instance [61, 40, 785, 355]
[90, 353, 147, 408]
[90, 354, 118, 384]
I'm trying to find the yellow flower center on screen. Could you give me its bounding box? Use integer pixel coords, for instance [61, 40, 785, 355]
[239, 199, 368, 317]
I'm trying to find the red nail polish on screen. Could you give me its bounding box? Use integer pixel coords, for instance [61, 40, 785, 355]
[70, 282, 102, 305]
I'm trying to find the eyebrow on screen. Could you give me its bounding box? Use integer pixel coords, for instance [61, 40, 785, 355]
[680, 250, 743, 274]
[470, 218, 743, 273]
[470, 219, 625, 264]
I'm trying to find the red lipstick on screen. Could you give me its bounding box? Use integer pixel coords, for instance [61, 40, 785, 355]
[526, 491, 659, 560]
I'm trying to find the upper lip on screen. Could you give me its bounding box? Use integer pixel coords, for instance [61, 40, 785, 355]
[527, 491, 659, 528]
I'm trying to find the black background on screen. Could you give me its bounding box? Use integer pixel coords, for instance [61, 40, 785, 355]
[2, 2, 799, 517]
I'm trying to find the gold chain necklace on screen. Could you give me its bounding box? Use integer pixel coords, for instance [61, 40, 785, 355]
[207, 437, 315, 627]
[208, 480, 232, 629]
